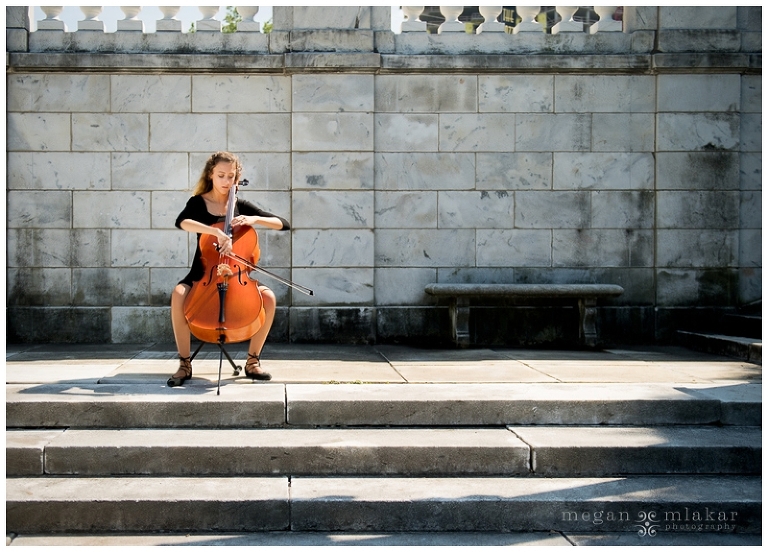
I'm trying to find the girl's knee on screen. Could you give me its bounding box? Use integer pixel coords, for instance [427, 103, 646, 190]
[260, 287, 276, 308]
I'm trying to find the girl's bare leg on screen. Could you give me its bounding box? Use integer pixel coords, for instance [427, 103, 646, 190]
[248, 286, 276, 357]
[169, 284, 193, 383]
[245, 286, 276, 379]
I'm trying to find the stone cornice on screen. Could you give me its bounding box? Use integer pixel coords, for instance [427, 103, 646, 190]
[6, 52, 761, 75]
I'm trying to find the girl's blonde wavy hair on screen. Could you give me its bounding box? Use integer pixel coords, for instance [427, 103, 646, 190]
[193, 151, 243, 196]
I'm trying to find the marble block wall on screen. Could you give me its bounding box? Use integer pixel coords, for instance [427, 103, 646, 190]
[5, 9, 762, 344]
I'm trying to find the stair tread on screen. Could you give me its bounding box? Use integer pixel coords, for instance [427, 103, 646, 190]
[7, 382, 762, 428]
[8, 474, 761, 502]
[8, 426, 761, 477]
[8, 425, 763, 448]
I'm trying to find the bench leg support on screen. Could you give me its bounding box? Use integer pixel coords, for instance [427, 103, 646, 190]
[578, 297, 598, 348]
[449, 297, 471, 348]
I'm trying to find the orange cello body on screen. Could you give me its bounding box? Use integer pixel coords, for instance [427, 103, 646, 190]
[183, 221, 266, 344]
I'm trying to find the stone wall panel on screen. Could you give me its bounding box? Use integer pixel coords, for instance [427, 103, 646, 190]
[657, 113, 740, 151]
[292, 190, 373, 228]
[7, 152, 110, 190]
[591, 113, 655, 152]
[439, 113, 516, 152]
[375, 267, 437, 305]
[72, 113, 148, 152]
[553, 229, 654, 268]
[73, 267, 149, 306]
[476, 229, 552, 268]
[228, 113, 292, 153]
[111, 229, 187, 268]
[657, 191, 740, 229]
[292, 229, 374, 267]
[7, 113, 71, 151]
[656, 152, 740, 190]
[590, 191, 655, 229]
[374, 153, 475, 190]
[554, 152, 655, 190]
[292, 152, 374, 190]
[438, 190, 514, 229]
[739, 153, 761, 191]
[515, 191, 590, 229]
[293, 74, 373, 112]
[374, 113, 438, 152]
[657, 229, 739, 268]
[374, 75, 477, 113]
[7, 267, 72, 306]
[150, 114, 227, 152]
[658, 75, 741, 112]
[73, 191, 150, 229]
[8, 74, 110, 112]
[112, 152, 189, 191]
[740, 113, 762, 152]
[112, 75, 191, 113]
[375, 229, 475, 268]
[516, 113, 591, 152]
[555, 76, 655, 113]
[8, 190, 71, 228]
[479, 75, 554, 113]
[192, 75, 290, 113]
[293, 113, 373, 152]
[475, 153, 552, 190]
[7, 229, 111, 269]
[291, 268, 374, 306]
[374, 191, 437, 228]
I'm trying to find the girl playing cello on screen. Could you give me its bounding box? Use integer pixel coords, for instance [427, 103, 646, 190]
[167, 151, 290, 387]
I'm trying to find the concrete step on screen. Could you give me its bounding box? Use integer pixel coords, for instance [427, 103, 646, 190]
[6, 475, 761, 534]
[6, 381, 762, 428]
[678, 331, 762, 365]
[7, 426, 761, 477]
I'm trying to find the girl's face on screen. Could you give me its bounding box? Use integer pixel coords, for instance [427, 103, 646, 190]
[209, 161, 238, 196]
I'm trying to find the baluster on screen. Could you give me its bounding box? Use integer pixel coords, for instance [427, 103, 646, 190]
[552, 6, 583, 33]
[477, 6, 504, 33]
[513, 5, 543, 33]
[590, 6, 622, 34]
[117, 6, 144, 32]
[401, 6, 426, 32]
[196, 6, 221, 32]
[438, 6, 465, 34]
[156, 6, 182, 32]
[237, 6, 260, 32]
[38, 6, 68, 31]
[78, 6, 104, 31]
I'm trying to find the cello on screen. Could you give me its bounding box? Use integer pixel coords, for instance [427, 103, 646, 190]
[182, 178, 314, 394]
[183, 178, 266, 347]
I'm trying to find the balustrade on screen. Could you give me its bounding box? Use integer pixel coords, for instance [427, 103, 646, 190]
[397, 6, 623, 35]
[31, 6, 623, 35]
[34, 6, 268, 33]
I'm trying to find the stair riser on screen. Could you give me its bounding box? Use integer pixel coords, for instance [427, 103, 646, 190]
[8, 476, 760, 534]
[7, 499, 760, 535]
[6, 499, 762, 544]
[8, 400, 757, 429]
[292, 501, 762, 534]
[9, 447, 761, 478]
[7, 500, 288, 533]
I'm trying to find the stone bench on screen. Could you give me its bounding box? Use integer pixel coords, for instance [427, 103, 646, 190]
[424, 283, 625, 348]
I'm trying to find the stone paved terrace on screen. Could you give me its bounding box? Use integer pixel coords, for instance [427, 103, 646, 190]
[6, 342, 762, 545]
